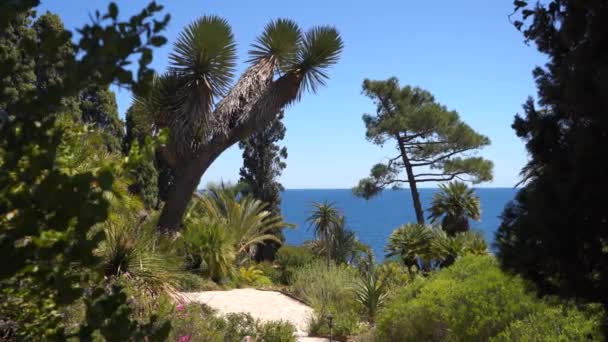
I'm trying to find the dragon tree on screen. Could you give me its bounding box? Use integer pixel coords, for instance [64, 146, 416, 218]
[136, 17, 343, 232]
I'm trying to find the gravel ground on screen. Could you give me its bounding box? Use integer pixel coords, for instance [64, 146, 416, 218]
[181, 288, 328, 341]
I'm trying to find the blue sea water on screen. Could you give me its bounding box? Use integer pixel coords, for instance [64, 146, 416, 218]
[280, 188, 518, 260]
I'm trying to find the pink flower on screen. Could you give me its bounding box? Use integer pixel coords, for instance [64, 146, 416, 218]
[178, 335, 191, 342]
[176, 304, 185, 312]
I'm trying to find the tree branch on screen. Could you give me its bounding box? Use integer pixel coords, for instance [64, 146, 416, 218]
[416, 172, 470, 183]
[402, 128, 435, 141]
[403, 140, 450, 146]
[410, 148, 473, 167]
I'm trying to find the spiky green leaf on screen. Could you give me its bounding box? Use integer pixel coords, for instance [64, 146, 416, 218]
[169, 15, 237, 97]
[293, 26, 343, 98]
[248, 18, 302, 70]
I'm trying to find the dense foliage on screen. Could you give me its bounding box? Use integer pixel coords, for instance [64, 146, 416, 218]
[385, 223, 488, 270]
[0, 1, 171, 339]
[376, 255, 603, 341]
[239, 110, 288, 260]
[353, 77, 493, 224]
[495, 0, 608, 315]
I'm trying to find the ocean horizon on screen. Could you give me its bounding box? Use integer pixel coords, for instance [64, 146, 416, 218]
[280, 188, 518, 260]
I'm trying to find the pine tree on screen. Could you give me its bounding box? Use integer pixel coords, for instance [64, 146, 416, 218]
[354, 77, 493, 224]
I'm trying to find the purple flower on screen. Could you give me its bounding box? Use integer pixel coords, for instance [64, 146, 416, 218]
[178, 335, 191, 342]
[176, 304, 185, 312]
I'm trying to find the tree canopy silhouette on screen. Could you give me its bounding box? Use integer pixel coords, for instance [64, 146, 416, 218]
[495, 0, 608, 316]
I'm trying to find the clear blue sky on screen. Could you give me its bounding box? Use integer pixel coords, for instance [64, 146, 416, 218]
[41, 0, 545, 189]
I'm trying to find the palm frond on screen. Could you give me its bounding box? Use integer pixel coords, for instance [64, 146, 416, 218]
[292, 26, 343, 99]
[248, 18, 302, 70]
[169, 15, 237, 97]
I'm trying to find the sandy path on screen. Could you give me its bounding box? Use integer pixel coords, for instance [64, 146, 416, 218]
[182, 288, 327, 341]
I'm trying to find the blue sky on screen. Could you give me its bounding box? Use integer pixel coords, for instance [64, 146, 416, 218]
[40, 0, 545, 189]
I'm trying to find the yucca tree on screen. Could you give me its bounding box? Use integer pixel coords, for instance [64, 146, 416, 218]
[428, 181, 481, 236]
[139, 16, 343, 232]
[306, 201, 342, 267]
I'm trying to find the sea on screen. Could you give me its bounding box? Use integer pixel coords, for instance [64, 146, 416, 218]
[280, 188, 518, 260]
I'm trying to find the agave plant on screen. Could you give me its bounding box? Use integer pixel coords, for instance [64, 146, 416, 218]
[353, 269, 388, 324]
[138, 16, 343, 232]
[428, 181, 481, 236]
[385, 223, 439, 270]
[97, 214, 183, 293]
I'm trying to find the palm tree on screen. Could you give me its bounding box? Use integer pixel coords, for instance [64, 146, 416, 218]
[306, 216, 370, 265]
[306, 201, 341, 267]
[181, 218, 235, 281]
[385, 223, 434, 269]
[428, 181, 481, 236]
[138, 17, 343, 232]
[187, 188, 292, 262]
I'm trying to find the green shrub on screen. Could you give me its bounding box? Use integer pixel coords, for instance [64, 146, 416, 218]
[290, 261, 362, 338]
[236, 265, 273, 287]
[256, 320, 296, 342]
[290, 261, 357, 309]
[167, 303, 226, 342]
[256, 262, 283, 284]
[276, 245, 318, 284]
[376, 260, 419, 294]
[177, 273, 221, 291]
[308, 310, 362, 339]
[376, 255, 541, 341]
[223, 313, 258, 341]
[491, 304, 604, 342]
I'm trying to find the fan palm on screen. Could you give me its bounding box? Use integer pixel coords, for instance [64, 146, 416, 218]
[431, 230, 488, 267]
[385, 223, 434, 269]
[306, 201, 341, 267]
[143, 17, 343, 232]
[428, 181, 481, 236]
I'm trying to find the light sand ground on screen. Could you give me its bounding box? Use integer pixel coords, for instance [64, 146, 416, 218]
[182, 288, 328, 341]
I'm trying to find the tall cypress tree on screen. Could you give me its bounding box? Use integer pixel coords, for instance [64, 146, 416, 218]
[239, 110, 288, 260]
[495, 0, 608, 313]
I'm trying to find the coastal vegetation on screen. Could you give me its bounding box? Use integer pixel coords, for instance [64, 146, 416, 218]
[1, 0, 606, 341]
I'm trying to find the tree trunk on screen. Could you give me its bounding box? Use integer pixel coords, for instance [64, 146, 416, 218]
[327, 231, 332, 268]
[397, 135, 425, 224]
[157, 150, 221, 233]
[157, 72, 302, 232]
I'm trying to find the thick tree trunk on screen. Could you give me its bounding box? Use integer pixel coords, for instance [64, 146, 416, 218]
[397, 135, 425, 224]
[157, 150, 221, 233]
[157, 72, 302, 232]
